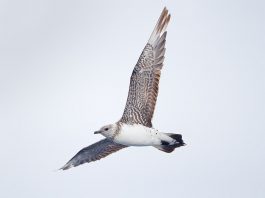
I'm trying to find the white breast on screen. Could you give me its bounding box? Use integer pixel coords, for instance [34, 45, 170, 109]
[114, 124, 164, 146]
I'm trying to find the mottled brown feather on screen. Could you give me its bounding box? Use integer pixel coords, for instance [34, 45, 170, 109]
[120, 7, 171, 127]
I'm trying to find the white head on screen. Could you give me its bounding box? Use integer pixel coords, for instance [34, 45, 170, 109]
[94, 123, 118, 139]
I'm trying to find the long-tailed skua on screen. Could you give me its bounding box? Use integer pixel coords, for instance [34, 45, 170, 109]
[61, 7, 185, 170]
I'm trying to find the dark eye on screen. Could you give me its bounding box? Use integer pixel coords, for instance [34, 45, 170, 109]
[105, 128, 108, 131]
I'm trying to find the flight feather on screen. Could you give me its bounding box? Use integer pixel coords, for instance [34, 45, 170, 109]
[60, 139, 126, 170]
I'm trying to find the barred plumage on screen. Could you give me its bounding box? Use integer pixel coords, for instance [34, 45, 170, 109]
[120, 7, 170, 127]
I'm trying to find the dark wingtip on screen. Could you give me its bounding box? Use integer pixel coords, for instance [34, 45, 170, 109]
[59, 162, 74, 171]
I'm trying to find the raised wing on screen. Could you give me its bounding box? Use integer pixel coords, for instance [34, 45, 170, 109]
[120, 7, 171, 127]
[60, 139, 127, 170]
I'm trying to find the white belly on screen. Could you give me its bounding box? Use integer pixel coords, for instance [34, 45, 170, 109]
[113, 124, 173, 146]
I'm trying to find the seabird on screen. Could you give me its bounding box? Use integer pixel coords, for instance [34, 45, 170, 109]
[61, 7, 185, 170]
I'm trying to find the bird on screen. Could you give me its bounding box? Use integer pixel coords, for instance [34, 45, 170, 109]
[60, 7, 185, 170]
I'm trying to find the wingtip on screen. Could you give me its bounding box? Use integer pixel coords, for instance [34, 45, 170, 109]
[59, 163, 73, 171]
[149, 7, 171, 45]
[162, 7, 168, 13]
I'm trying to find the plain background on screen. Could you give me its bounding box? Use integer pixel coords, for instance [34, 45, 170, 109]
[0, 0, 264, 197]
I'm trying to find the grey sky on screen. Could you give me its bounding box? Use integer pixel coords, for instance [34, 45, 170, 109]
[0, 0, 265, 197]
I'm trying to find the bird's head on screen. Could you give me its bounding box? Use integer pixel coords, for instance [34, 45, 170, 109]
[94, 123, 118, 139]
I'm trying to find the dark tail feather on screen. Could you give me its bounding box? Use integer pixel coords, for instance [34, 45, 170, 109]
[166, 133, 185, 145]
[154, 133, 185, 153]
[154, 145, 177, 153]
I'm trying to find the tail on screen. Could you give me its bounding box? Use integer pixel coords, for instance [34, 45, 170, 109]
[154, 133, 185, 153]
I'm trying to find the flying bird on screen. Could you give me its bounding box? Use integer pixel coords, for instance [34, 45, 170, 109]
[61, 7, 185, 170]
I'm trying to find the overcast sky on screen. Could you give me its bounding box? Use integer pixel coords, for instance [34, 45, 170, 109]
[0, 0, 265, 197]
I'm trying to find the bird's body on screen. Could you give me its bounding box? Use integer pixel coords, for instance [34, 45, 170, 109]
[113, 123, 174, 146]
[61, 7, 185, 170]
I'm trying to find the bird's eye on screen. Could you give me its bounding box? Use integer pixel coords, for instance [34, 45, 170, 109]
[105, 128, 108, 131]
